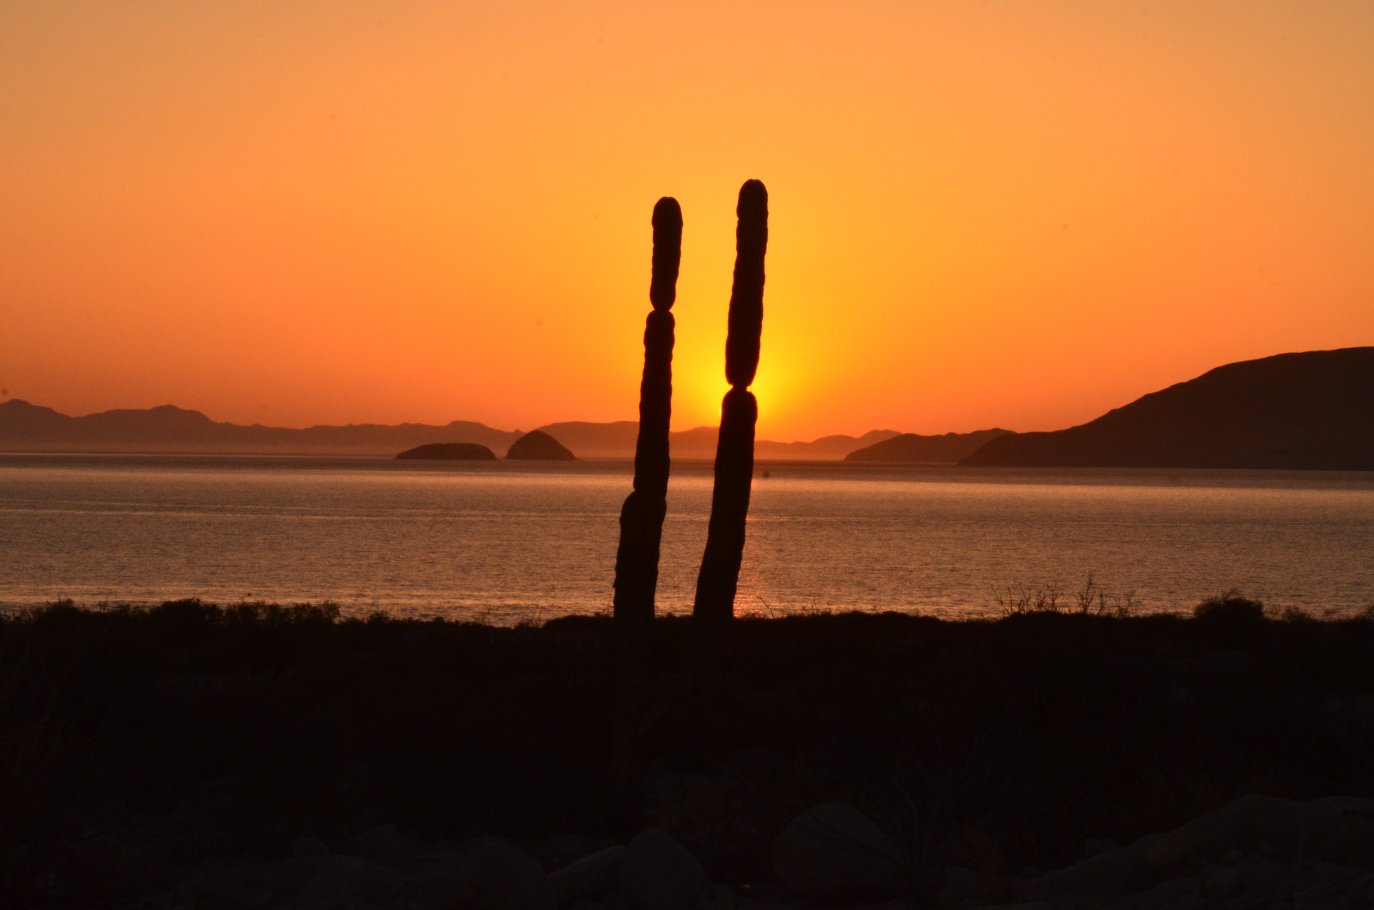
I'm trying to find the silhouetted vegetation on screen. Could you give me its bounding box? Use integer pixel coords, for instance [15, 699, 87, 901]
[696, 180, 769, 622]
[4, 599, 1373, 906]
[995, 574, 1138, 617]
[1193, 589, 1266, 622]
[614, 197, 682, 624]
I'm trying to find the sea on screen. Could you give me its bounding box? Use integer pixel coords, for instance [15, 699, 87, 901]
[1, 454, 1372, 624]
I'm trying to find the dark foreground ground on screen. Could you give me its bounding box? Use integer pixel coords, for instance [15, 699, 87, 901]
[3, 600, 1373, 908]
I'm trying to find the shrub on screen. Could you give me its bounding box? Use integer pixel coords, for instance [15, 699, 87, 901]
[995, 576, 1138, 617]
[149, 597, 219, 627]
[995, 583, 1063, 616]
[1193, 590, 1264, 622]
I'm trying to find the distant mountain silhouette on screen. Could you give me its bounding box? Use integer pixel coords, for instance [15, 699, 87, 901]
[0, 400, 899, 460]
[0, 399, 519, 456]
[845, 429, 1012, 464]
[529, 422, 898, 460]
[759, 429, 901, 461]
[506, 430, 575, 460]
[536, 421, 640, 459]
[962, 348, 1374, 470]
[10, 347, 1369, 467]
[396, 442, 496, 461]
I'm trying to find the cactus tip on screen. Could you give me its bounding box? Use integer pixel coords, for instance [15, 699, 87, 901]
[652, 196, 683, 229]
[737, 180, 768, 217]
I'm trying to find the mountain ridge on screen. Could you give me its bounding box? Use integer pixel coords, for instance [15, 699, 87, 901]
[6, 347, 1370, 467]
[0, 399, 896, 461]
[961, 347, 1374, 470]
[845, 428, 1013, 464]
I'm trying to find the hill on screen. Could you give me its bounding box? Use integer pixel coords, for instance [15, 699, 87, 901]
[759, 429, 901, 461]
[0, 399, 520, 456]
[506, 430, 575, 460]
[395, 443, 496, 461]
[845, 428, 1011, 464]
[962, 347, 1374, 470]
[529, 422, 897, 460]
[0, 400, 895, 460]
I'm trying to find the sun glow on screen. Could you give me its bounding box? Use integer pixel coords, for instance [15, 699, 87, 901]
[675, 348, 800, 437]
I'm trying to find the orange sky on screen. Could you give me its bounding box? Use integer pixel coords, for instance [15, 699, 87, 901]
[3, 2, 1372, 439]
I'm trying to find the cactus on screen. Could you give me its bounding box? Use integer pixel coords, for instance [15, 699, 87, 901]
[694, 179, 768, 622]
[613, 197, 682, 624]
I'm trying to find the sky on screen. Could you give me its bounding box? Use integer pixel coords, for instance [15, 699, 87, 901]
[3, 1, 1372, 440]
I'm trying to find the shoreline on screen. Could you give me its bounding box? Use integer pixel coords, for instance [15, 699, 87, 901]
[5, 590, 1373, 625]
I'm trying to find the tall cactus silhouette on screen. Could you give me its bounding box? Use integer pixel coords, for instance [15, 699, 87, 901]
[694, 179, 768, 622]
[613, 197, 683, 624]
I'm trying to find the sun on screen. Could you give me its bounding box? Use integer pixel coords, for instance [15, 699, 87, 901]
[677, 356, 797, 436]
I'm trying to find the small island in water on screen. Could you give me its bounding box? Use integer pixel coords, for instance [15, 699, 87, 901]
[395, 442, 496, 460]
[395, 430, 577, 460]
[505, 429, 575, 460]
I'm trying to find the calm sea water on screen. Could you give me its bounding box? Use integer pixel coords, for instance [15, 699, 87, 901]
[1, 454, 1372, 623]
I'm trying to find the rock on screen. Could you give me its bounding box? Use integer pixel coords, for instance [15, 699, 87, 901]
[1201, 864, 1241, 898]
[456, 839, 556, 910]
[189, 858, 286, 908]
[772, 803, 909, 902]
[73, 830, 171, 885]
[396, 442, 497, 460]
[279, 856, 326, 892]
[506, 429, 575, 460]
[639, 764, 783, 869]
[1138, 794, 1374, 868]
[298, 855, 404, 910]
[527, 833, 610, 870]
[399, 868, 468, 910]
[1024, 845, 1131, 900]
[1082, 836, 1116, 858]
[400, 867, 474, 910]
[937, 866, 1003, 907]
[697, 883, 738, 909]
[347, 823, 402, 857]
[1029, 794, 1374, 901]
[293, 836, 331, 860]
[619, 828, 709, 910]
[550, 845, 625, 904]
[1147, 873, 1200, 900]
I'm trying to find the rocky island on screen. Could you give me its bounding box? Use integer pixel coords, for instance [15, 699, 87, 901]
[506, 429, 575, 460]
[395, 442, 496, 460]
